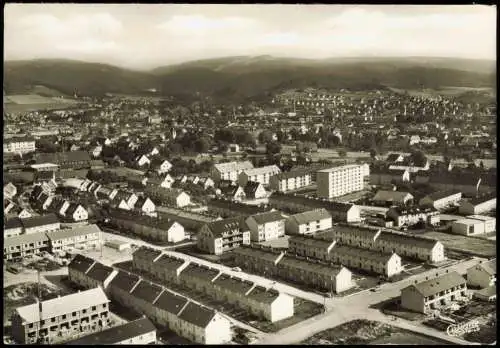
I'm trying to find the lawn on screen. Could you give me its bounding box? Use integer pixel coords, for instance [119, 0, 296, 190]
[301, 319, 450, 345]
[422, 231, 496, 258]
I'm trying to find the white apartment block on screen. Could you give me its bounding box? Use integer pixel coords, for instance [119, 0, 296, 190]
[238, 165, 282, 187]
[317, 164, 366, 199]
[285, 209, 332, 235]
[211, 161, 254, 183]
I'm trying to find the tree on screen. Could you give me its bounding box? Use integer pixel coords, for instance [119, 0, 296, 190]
[338, 149, 347, 158]
[258, 130, 274, 144]
[194, 137, 211, 153]
[266, 142, 282, 155]
[370, 148, 378, 159]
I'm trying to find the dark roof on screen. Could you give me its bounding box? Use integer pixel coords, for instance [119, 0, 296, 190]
[130, 280, 164, 304]
[178, 302, 216, 328]
[153, 254, 185, 270]
[35, 150, 91, 165]
[467, 194, 497, 206]
[408, 271, 466, 297]
[244, 181, 263, 198]
[65, 203, 84, 217]
[213, 274, 254, 294]
[424, 190, 462, 201]
[386, 153, 403, 162]
[85, 262, 114, 282]
[208, 198, 270, 215]
[67, 317, 156, 345]
[133, 246, 162, 263]
[153, 290, 188, 315]
[247, 285, 281, 304]
[5, 217, 23, 230]
[249, 211, 285, 225]
[180, 263, 220, 282]
[109, 271, 140, 292]
[205, 216, 248, 237]
[20, 213, 59, 229]
[68, 254, 95, 274]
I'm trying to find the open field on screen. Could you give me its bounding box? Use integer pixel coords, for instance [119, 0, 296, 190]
[421, 231, 496, 258]
[301, 319, 450, 345]
[4, 94, 80, 114]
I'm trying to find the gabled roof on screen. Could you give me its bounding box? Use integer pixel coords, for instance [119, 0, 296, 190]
[130, 280, 164, 304]
[65, 203, 85, 217]
[133, 246, 162, 263]
[246, 285, 282, 304]
[68, 254, 96, 274]
[180, 263, 220, 282]
[232, 246, 284, 263]
[15, 287, 109, 323]
[408, 271, 466, 297]
[20, 213, 59, 229]
[5, 217, 23, 230]
[244, 181, 264, 197]
[178, 302, 217, 329]
[424, 190, 462, 201]
[249, 211, 285, 225]
[153, 254, 186, 270]
[474, 259, 496, 276]
[45, 224, 101, 241]
[35, 150, 91, 164]
[214, 161, 254, 173]
[288, 209, 331, 225]
[67, 317, 157, 345]
[466, 194, 497, 206]
[153, 290, 188, 315]
[109, 271, 141, 293]
[204, 216, 248, 237]
[213, 274, 254, 294]
[373, 190, 413, 202]
[241, 165, 281, 177]
[85, 262, 115, 283]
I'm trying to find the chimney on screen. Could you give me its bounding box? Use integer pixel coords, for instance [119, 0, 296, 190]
[446, 269, 449, 273]
[425, 276, 429, 280]
[436, 273, 439, 277]
[414, 280, 418, 284]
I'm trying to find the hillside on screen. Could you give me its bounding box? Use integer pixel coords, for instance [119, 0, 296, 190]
[4, 56, 496, 100]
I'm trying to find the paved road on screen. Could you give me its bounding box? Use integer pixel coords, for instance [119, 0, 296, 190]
[254, 257, 482, 345]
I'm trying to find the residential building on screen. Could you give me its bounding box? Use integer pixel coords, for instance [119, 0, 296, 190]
[3, 136, 36, 155]
[145, 187, 191, 208]
[219, 184, 246, 201]
[277, 255, 353, 293]
[134, 196, 156, 214]
[317, 164, 366, 198]
[136, 155, 151, 167]
[473, 285, 496, 302]
[107, 271, 141, 308]
[466, 215, 496, 233]
[21, 214, 61, 235]
[269, 192, 361, 223]
[451, 216, 496, 236]
[69, 257, 118, 291]
[156, 206, 217, 231]
[243, 181, 267, 199]
[156, 160, 173, 174]
[46, 224, 101, 252]
[400, 271, 467, 313]
[211, 161, 254, 183]
[386, 206, 440, 227]
[372, 190, 414, 206]
[238, 165, 282, 187]
[197, 217, 251, 255]
[458, 195, 496, 215]
[269, 169, 312, 192]
[320, 225, 446, 263]
[4, 218, 24, 238]
[285, 209, 332, 235]
[68, 254, 97, 288]
[232, 246, 285, 278]
[207, 198, 272, 218]
[419, 190, 462, 210]
[466, 259, 496, 289]
[10, 287, 110, 344]
[67, 317, 157, 345]
[107, 208, 186, 243]
[64, 203, 89, 222]
[4, 233, 50, 260]
[245, 211, 286, 242]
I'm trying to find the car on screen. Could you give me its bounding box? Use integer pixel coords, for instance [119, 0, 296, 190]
[231, 267, 242, 272]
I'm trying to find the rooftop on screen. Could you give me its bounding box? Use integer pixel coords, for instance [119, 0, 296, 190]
[130, 280, 164, 304]
[85, 262, 115, 283]
[289, 208, 332, 225]
[68, 254, 95, 274]
[20, 213, 59, 229]
[249, 211, 285, 225]
[180, 263, 220, 282]
[214, 161, 254, 173]
[153, 290, 188, 315]
[409, 271, 466, 297]
[178, 302, 217, 329]
[45, 224, 101, 241]
[109, 271, 141, 293]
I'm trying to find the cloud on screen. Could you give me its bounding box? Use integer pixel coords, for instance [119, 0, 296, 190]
[261, 32, 300, 47]
[157, 15, 258, 36]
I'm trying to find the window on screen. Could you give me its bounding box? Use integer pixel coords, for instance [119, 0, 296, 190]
[41, 320, 45, 325]
[92, 306, 96, 311]
[62, 315, 66, 320]
[72, 311, 77, 317]
[82, 309, 87, 314]
[28, 323, 34, 329]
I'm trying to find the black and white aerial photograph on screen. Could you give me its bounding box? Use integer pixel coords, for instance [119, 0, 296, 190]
[3, 3, 497, 345]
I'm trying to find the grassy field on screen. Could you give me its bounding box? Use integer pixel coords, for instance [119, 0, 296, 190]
[4, 94, 80, 114]
[421, 231, 496, 258]
[301, 319, 450, 345]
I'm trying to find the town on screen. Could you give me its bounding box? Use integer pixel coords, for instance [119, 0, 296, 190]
[3, 3, 497, 347]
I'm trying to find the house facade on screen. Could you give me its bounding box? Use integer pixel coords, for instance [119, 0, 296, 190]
[285, 209, 332, 235]
[269, 170, 312, 193]
[197, 217, 251, 255]
[245, 211, 286, 242]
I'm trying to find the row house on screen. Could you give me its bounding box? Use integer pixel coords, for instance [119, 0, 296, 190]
[107, 208, 185, 243]
[245, 211, 286, 242]
[386, 206, 440, 227]
[269, 192, 361, 223]
[419, 190, 462, 210]
[197, 217, 251, 255]
[285, 209, 332, 235]
[211, 161, 254, 183]
[458, 194, 496, 215]
[238, 165, 282, 187]
[207, 198, 272, 218]
[69, 257, 118, 291]
[46, 224, 101, 252]
[67, 317, 157, 345]
[156, 206, 218, 231]
[320, 225, 445, 263]
[269, 169, 312, 193]
[11, 287, 110, 344]
[288, 235, 402, 278]
[144, 186, 191, 208]
[401, 271, 467, 314]
[4, 232, 50, 261]
[4, 214, 61, 237]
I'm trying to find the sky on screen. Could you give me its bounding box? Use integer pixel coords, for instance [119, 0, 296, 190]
[4, 4, 497, 70]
